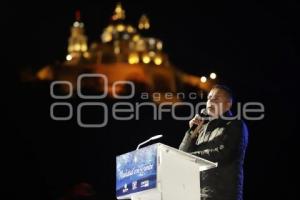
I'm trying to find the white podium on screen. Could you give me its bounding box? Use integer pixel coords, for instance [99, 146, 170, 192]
[116, 143, 217, 200]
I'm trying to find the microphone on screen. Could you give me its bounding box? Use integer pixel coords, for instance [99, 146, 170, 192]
[188, 109, 209, 133]
[136, 134, 163, 150]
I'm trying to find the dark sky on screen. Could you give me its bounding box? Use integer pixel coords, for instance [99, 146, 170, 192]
[2, 1, 298, 199]
[4, 1, 299, 94]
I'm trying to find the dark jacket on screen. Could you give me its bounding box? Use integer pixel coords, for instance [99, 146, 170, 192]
[179, 114, 248, 200]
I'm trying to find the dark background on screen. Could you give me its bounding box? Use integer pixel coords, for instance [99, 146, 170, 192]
[2, 0, 297, 199]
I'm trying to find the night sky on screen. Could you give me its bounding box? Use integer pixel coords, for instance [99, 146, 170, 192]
[3, 1, 298, 199]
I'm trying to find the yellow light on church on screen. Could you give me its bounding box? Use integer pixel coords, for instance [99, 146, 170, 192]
[154, 56, 162, 65]
[74, 44, 81, 51]
[102, 32, 112, 43]
[107, 25, 114, 32]
[112, 3, 125, 21]
[149, 51, 155, 57]
[132, 34, 140, 42]
[116, 24, 125, 32]
[83, 52, 90, 58]
[81, 44, 87, 51]
[142, 54, 151, 64]
[73, 21, 80, 27]
[114, 46, 120, 54]
[116, 4, 122, 12]
[68, 46, 73, 52]
[144, 22, 150, 29]
[156, 41, 163, 50]
[138, 14, 150, 30]
[128, 53, 139, 64]
[138, 24, 144, 30]
[127, 26, 135, 33]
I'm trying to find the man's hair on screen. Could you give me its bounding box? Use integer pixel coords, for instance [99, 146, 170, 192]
[211, 84, 234, 102]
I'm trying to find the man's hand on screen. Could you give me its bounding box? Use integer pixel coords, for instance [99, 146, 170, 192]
[189, 114, 204, 138]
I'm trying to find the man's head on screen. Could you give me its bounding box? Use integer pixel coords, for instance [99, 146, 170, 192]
[206, 84, 233, 117]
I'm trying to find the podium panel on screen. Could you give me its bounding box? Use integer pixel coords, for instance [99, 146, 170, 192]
[116, 144, 158, 198]
[116, 143, 217, 200]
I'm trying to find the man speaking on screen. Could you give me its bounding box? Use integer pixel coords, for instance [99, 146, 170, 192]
[179, 85, 248, 200]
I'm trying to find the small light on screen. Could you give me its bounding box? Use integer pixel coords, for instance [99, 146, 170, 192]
[132, 34, 140, 42]
[83, 52, 90, 58]
[154, 56, 162, 65]
[116, 5, 122, 13]
[142, 54, 151, 64]
[127, 26, 135, 33]
[68, 46, 73, 52]
[138, 24, 144, 29]
[114, 46, 120, 54]
[106, 25, 114, 32]
[81, 44, 87, 51]
[200, 76, 207, 83]
[210, 72, 217, 79]
[73, 21, 80, 27]
[66, 54, 72, 61]
[149, 51, 155, 57]
[116, 24, 125, 32]
[74, 44, 81, 51]
[123, 33, 130, 40]
[144, 23, 150, 29]
[128, 53, 139, 64]
[149, 38, 155, 45]
[102, 32, 112, 43]
[156, 41, 163, 50]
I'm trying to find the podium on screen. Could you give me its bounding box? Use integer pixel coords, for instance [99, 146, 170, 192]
[116, 143, 217, 200]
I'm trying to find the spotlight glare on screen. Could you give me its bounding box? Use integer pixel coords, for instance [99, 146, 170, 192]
[200, 76, 207, 83]
[210, 72, 217, 79]
[66, 54, 72, 61]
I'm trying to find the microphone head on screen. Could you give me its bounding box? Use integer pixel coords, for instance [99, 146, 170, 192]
[150, 134, 163, 140]
[200, 108, 208, 116]
[199, 108, 210, 121]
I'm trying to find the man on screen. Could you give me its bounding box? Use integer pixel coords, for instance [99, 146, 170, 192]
[179, 85, 248, 200]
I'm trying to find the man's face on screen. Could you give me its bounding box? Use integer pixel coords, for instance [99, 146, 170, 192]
[206, 88, 232, 117]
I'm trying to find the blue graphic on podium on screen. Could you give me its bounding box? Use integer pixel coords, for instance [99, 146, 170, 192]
[116, 144, 158, 197]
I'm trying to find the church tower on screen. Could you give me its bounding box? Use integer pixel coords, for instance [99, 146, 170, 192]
[66, 10, 88, 62]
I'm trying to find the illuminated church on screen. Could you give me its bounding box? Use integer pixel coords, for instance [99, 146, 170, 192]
[34, 3, 216, 103]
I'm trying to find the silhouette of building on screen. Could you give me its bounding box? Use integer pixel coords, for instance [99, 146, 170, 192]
[31, 2, 216, 103]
